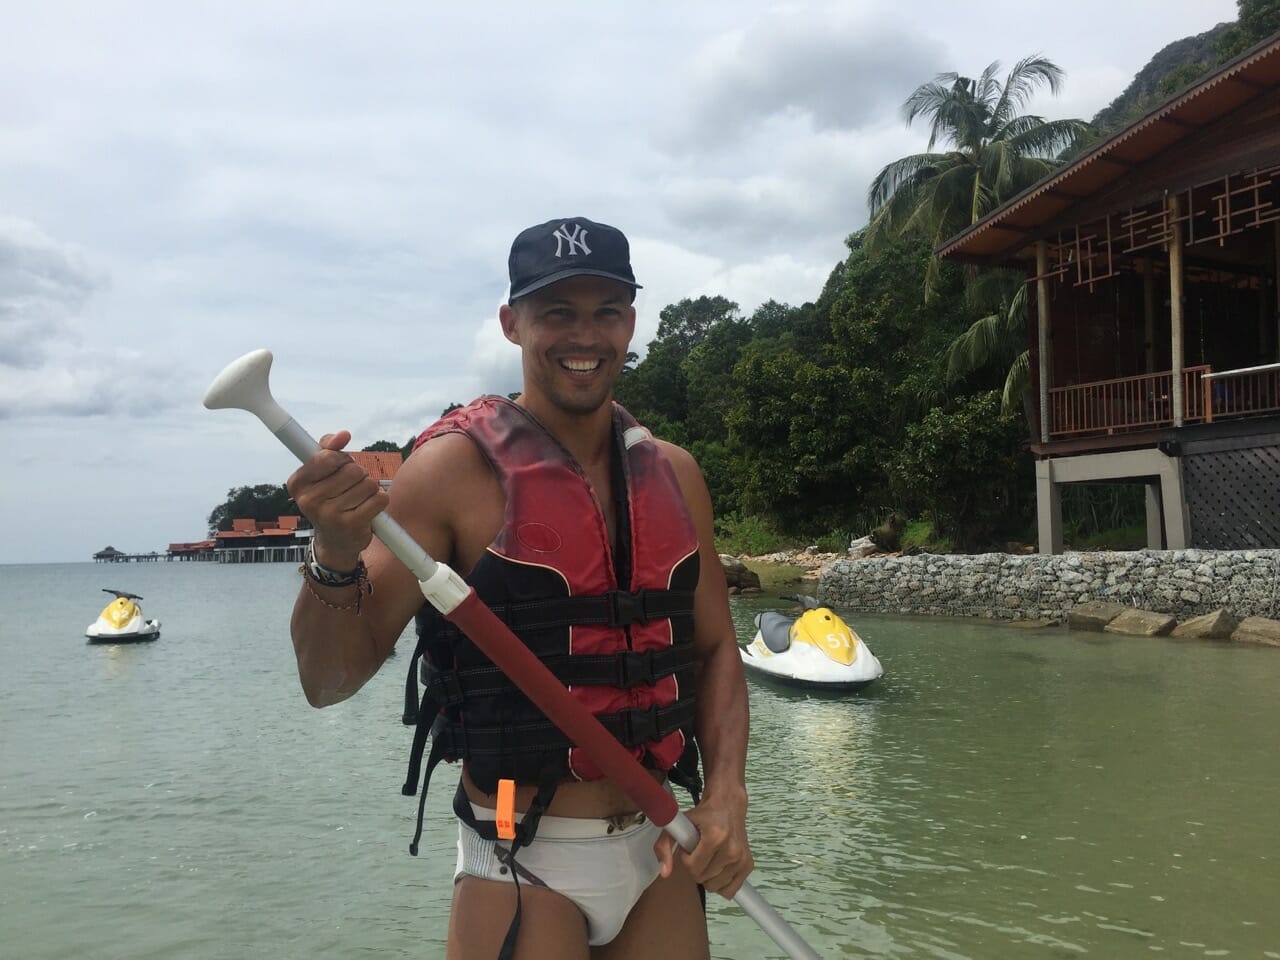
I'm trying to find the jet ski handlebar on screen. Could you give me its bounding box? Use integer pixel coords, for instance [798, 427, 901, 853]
[102, 589, 143, 600]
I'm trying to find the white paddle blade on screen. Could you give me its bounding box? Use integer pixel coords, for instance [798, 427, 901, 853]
[203, 349, 290, 433]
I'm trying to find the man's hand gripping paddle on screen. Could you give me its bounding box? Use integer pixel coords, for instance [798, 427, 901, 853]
[204, 349, 823, 960]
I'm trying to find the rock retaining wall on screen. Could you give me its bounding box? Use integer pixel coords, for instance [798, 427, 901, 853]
[819, 549, 1280, 621]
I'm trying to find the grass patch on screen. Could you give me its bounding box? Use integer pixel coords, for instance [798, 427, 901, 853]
[1066, 523, 1147, 551]
[900, 518, 954, 554]
[714, 513, 793, 556]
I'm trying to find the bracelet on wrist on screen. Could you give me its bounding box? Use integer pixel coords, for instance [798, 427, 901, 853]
[305, 540, 363, 586]
[301, 541, 373, 614]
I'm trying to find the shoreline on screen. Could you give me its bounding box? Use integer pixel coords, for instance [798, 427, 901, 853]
[811, 547, 1280, 643]
[729, 547, 1280, 645]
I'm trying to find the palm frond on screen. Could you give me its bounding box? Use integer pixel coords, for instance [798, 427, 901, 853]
[1005, 118, 1091, 159]
[964, 268, 1025, 314]
[979, 140, 1015, 206]
[902, 81, 959, 150]
[904, 76, 992, 153]
[946, 313, 1013, 383]
[976, 60, 1003, 110]
[999, 56, 1065, 116]
[867, 152, 946, 213]
[1001, 350, 1031, 416]
[926, 161, 984, 236]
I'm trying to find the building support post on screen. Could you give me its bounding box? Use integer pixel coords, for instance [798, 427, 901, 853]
[1145, 482, 1165, 549]
[1274, 221, 1280, 360]
[1036, 241, 1052, 443]
[1158, 455, 1189, 550]
[1169, 194, 1186, 427]
[1142, 257, 1156, 373]
[1035, 459, 1063, 555]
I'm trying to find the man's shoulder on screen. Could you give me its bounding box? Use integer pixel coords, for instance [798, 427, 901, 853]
[652, 436, 695, 468]
[413, 395, 503, 450]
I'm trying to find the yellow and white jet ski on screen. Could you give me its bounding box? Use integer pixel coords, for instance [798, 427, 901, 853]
[740, 595, 881, 691]
[86, 589, 161, 643]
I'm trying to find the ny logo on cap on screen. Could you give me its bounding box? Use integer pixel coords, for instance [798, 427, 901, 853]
[552, 223, 592, 258]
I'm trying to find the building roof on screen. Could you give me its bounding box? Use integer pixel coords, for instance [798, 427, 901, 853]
[350, 450, 404, 482]
[938, 34, 1280, 264]
[215, 516, 305, 540]
[168, 541, 216, 552]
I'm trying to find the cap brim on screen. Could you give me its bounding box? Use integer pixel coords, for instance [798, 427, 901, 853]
[509, 268, 642, 302]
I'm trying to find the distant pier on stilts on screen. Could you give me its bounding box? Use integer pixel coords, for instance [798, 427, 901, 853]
[103, 450, 402, 565]
[92, 547, 165, 563]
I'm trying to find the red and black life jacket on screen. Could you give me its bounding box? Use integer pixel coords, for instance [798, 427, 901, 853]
[401, 397, 702, 855]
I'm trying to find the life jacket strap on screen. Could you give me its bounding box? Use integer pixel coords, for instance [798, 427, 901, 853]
[442, 699, 696, 757]
[420, 645, 695, 702]
[407, 734, 448, 857]
[433, 587, 695, 635]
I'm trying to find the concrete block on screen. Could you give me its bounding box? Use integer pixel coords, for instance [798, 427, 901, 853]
[1171, 608, 1238, 641]
[1068, 601, 1130, 631]
[1232, 616, 1280, 647]
[1104, 608, 1177, 637]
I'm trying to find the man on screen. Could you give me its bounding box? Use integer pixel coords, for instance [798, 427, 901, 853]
[287, 217, 752, 959]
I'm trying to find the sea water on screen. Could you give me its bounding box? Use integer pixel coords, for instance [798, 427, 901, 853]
[2, 561, 1279, 958]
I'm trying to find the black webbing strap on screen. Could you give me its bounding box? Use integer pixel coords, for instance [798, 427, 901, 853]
[421, 645, 695, 702]
[437, 699, 697, 757]
[403, 646, 424, 726]
[407, 734, 448, 857]
[433, 588, 695, 635]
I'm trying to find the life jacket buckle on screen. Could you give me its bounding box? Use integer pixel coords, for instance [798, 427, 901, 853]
[607, 588, 649, 627]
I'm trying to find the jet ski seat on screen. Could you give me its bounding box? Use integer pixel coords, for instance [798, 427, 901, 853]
[754, 611, 794, 653]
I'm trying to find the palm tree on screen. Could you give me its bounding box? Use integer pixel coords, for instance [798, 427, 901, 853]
[866, 56, 1089, 289]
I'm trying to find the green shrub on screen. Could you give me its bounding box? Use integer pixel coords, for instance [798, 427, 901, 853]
[900, 517, 953, 554]
[713, 513, 792, 556]
[811, 530, 853, 553]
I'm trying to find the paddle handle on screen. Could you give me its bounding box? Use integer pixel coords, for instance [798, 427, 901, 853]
[272, 418, 441, 583]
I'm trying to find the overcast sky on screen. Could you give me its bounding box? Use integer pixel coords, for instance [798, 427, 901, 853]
[1, 0, 1239, 564]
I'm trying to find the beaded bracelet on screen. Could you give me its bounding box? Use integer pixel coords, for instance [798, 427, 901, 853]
[305, 540, 366, 587]
[301, 558, 373, 614]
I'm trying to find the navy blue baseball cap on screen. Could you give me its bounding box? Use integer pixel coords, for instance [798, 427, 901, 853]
[508, 217, 642, 302]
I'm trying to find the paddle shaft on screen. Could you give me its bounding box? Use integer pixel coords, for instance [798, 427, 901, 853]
[268, 411, 822, 958]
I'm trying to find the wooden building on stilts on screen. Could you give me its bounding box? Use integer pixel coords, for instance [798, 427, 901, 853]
[940, 34, 1280, 553]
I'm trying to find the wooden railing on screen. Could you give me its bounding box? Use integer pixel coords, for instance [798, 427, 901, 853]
[1049, 365, 1211, 437]
[1202, 363, 1280, 422]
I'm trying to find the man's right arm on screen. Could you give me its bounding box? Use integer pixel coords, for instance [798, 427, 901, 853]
[286, 430, 463, 707]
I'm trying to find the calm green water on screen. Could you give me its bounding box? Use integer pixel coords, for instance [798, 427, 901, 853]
[2, 562, 1278, 959]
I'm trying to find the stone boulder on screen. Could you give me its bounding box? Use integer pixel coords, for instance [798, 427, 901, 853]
[1104, 608, 1177, 637]
[1231, 616, 1280, 647]
[1171, 608, 1238, 641]
[1067, 601, 1129, 631]
[719, 555, 761, 593]
[847, 535, 878, 559]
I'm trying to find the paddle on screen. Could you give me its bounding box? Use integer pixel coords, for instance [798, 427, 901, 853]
[204, 349, 823, 960]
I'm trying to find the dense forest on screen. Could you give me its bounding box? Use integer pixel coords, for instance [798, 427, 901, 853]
[614, 236, 1032, 553]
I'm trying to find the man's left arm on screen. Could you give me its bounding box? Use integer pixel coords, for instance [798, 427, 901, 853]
[655, 441, 754, 899]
